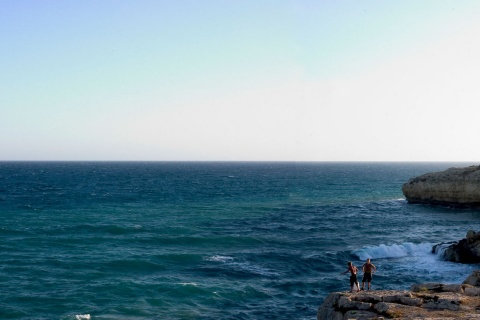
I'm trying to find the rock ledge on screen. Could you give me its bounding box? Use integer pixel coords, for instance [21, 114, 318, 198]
[317, 271, 480, 319]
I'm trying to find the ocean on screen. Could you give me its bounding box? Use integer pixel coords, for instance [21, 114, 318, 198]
[1, 161, 479, 319]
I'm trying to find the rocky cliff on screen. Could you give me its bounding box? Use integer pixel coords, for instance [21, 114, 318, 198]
[402, 165, 480, 207]
[317, 270, 480, 319]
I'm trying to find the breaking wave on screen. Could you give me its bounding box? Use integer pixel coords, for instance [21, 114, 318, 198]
[352, 242, 434, 260]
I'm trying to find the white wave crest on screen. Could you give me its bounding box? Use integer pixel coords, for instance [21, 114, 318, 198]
[206, 255, 234, 262]
[352, 242, 433, 260]
[75, 315, 90, 320]
[431, 241, 458, 259]
[178, 282, 198, 286]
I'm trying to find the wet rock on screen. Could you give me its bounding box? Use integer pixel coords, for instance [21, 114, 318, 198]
[434, 231, 480, 263]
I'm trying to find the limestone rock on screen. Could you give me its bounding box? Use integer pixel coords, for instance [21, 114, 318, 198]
[338, 296, 372, 310]
[399, 295, 422, 306]
[343, 309, 379, 319]
[421, 293, 461, 311]
[402, 165, 480, 207]
[317, 292, 342, 320]
[464, 286, 480, 296]
[442, 284, 464, 293]
[374, 301, 392, 313]
[318, 272, 480, 319]
[410, 283, 444, 292]
[463, 270, 480, 286]
[434, 231, 480, 263]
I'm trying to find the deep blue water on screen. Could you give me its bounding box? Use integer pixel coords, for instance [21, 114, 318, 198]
[1, 162, 480, 319]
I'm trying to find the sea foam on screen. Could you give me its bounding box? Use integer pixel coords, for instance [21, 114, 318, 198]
[352, 242, 433, 260]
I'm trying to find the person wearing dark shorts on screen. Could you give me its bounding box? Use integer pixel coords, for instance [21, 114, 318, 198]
[341, 261, 360, 292]
[361, 258, 376, 290]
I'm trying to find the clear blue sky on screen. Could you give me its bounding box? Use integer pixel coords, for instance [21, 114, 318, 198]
[2, 1, 480, 161]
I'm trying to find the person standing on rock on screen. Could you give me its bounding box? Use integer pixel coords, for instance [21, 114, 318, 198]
[341, 261, 360, 292]
[361, 258, 376, 290]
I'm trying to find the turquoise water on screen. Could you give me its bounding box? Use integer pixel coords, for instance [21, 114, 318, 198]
[1, 162, 480, 319]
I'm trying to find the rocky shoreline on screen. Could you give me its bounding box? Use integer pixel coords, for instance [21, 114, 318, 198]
[433, 231, 480, 263]
[317, 271, 480, 319]
[402, 165, 480, 207]
[318, 166, 480, 319]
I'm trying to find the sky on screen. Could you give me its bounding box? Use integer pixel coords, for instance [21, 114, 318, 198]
[1, 1, 480, 162]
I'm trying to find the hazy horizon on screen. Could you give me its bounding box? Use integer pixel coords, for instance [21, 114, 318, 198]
[2, 1, 480, 162]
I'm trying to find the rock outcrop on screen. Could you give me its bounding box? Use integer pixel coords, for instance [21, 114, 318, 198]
[402, 165, 480, 207]
[433, 230, 480, 263]
[463, 270, 480, 287]
[317, 270, 480, 319]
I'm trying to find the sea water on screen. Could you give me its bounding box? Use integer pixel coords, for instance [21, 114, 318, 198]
[1, 162, 479, 319]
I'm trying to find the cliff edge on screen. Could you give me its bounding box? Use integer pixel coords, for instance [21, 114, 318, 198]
[402, 165, 480, 207]
[317, 270, 480, 319]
